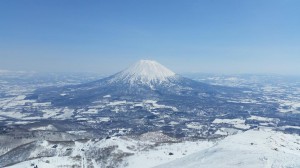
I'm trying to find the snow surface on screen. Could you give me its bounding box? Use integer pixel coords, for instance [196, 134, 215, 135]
[103, 94, 111, 98]
[111, 60, 176, 85]
[6, 136, 213, 168]
[126, 139, 214, 168]
[186, 122, 204, 129]
[212, 118, 250, 129]
[5, 129, 300, 168]
[278, 100, 300, 113]
[29, 124, 57, 131]
[247, 115, 278, 122]
[155, 129, 300, 168]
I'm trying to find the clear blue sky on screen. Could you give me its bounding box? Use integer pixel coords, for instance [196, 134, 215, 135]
[0, 0, 299, 75]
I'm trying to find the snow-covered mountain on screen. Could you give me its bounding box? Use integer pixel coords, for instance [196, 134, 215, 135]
[32, 60, 242, 107]
[110, 60, 177, 86]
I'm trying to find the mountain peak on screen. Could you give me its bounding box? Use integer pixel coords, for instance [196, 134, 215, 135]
[111, 60, 176, 85]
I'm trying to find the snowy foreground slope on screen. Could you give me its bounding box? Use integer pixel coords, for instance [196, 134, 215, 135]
[155, 128, 300, 168]
[7, 129, 300, 168]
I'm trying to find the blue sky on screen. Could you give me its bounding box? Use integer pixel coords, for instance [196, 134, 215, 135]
[0, 0, 299, 75]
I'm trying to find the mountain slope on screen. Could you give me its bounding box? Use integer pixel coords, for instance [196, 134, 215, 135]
[154, 129, 300, 168]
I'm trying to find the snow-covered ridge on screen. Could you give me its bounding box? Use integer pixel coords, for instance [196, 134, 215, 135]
[111, 60, 176, 85]
[155, 129, 300, 168]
